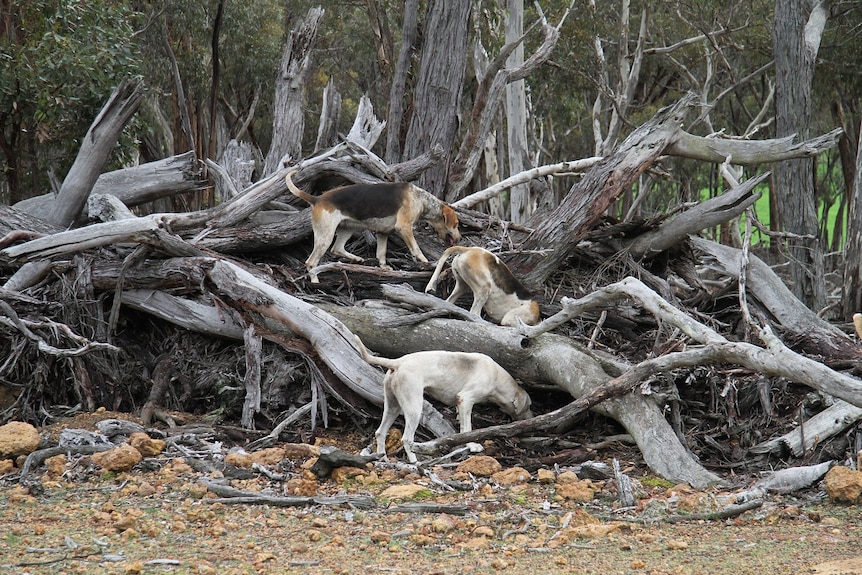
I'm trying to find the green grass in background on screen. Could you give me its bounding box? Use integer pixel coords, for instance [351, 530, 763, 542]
[699, 181, 847, 249]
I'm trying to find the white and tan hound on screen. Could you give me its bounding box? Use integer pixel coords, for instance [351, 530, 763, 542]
[355, 335, 532, 463]
[425, 246, 540, 326]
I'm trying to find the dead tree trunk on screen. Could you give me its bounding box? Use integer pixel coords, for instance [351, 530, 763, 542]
[14, 152, 203, 218]
[510, 94, 696, 287]
[35, 79, 144, 228]
[322, 296, 723, 489]
[384, 0, 420, 166]
[402, 0, 472, 197]
[263, 6, 324, 175]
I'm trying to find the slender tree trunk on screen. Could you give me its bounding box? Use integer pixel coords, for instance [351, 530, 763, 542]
[207, 0, 224, 163]
[403, 0, 472, 197]
[844, 116, 862, 317]
[365, 0, 394, 90]
[505, 0, 531, 224]
[263, 6, 324, 175]
[772, 0, 827, 310]
[314, 77, 341, 153]
[384, 0, 419, 165]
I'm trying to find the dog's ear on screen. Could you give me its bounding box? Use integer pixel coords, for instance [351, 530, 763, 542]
[513, 388, 532, 416]
[442, 205, 459, 229]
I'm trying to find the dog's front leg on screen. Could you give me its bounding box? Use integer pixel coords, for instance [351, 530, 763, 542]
[397, 228, 428, 263]
[375, 233, 392, 270]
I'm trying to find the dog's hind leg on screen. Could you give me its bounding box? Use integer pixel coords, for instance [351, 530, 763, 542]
[305, 210, 343, 282]
[374, 381, 402, 458]
[390, 376, 425, 464]
[330, 229, 364, 262]
[455, 393, 476, 433]
[467, 285, 492, 318]
[445, 272, 470, 305]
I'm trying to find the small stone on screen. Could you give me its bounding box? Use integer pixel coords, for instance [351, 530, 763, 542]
[824, 466, 862, 504]
[44, 454, 66, 476]
[536, 468, 556, 483]
[456, 455, 502, 477]
[555, 479, 596, 501]
[331, 466, 366, 483]
[251, 447, 286, 466]
[555, 470, 579, 484]
[492, 466, 530, 485]
[379, 483, 430, 500]
[91, 444, 142, 472]
[127, 433, 165, 457]
[431, 514, 456, 534]
[137, 481, 157, 497]
[287, 476, 318, 496]
[114, 514, 138, 532]
[307, 529, 323, 541]
[666, 539, 689, 550]
[0, 421, 40, 458]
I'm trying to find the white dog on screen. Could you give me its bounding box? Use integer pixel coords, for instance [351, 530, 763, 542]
[425, 246, 540, 326]
[355, 335, 532, 463]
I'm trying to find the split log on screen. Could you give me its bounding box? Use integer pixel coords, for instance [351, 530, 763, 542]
[523, 276, 862, 409]
[666, 128, 843, 164]
[750, 400, 862, 457]
[510, 94, 697, 286]
[37, 79, 144, 228]
[14, 152, 204, 217]
[627, 172, 769, 259]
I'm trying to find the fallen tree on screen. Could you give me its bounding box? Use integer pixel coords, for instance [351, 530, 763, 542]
[1, 90, 859, 491]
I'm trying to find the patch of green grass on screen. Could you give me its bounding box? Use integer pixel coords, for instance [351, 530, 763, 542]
[640, 475, 675, 489]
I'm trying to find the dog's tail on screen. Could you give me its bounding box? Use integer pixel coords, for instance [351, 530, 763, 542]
[354, 334, 400, 371]
[424, 246, 472, 293]
[285, 169, 318, 205]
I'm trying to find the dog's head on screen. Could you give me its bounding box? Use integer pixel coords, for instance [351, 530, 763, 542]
[430, 204, 461, 246]
[509, 387, 533, 420]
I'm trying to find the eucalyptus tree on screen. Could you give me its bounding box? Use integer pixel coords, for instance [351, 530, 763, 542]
[0, 0, 141, 203]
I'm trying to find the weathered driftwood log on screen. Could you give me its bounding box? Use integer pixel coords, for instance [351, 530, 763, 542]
[116, 258, 456, 440]
[523, 276, 862, 409]
[14, 152, 204, 217]
[309, 445, 380, 478]
[691, 236, 862, 359]
[200, 478, 375, 508]
[626, 172, 769, 259]
[750, 399, 862, 457]
[320, 290, 723, 489]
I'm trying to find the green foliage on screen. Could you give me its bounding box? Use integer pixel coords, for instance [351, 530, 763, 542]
[0, 0, 142, 201]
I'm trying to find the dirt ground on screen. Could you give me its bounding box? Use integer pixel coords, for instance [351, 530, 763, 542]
[2, 412, 862, 575]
